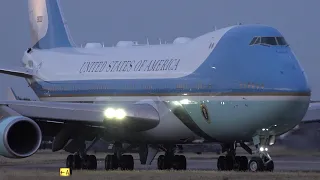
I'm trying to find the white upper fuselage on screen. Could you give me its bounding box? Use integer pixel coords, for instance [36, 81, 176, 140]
[23, 26, 231, 82]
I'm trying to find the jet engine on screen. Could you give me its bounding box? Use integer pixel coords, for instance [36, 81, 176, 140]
[0, 106, 42, 158]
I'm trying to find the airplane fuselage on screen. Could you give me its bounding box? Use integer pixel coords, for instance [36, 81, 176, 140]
[22, 24, 311, 143]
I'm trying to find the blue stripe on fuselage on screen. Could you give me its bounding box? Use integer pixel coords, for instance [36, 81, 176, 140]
[31, 25, 310, 97]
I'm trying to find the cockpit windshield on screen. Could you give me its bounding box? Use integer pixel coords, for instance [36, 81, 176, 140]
[249, 36, 288, 46]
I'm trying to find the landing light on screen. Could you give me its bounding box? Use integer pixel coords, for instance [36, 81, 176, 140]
[115, 109, 126, 119]
[104, 108, 126, 120]
[259, 147, 268, 152]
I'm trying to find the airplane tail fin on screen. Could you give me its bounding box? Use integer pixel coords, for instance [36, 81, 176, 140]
[28, 0, 74, 49]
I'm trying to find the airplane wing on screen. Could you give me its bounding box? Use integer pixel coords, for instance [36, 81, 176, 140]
[301, 101, 320, 123]
[0, 100, 160, 132]
[0, 98, 159, 157]
[0, 66, 34, 78]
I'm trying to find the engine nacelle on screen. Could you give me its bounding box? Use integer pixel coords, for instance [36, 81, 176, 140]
[0, 106, 42, 158]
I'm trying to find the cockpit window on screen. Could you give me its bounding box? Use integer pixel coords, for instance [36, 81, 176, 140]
[249, 37, 257, 45]
[276, 37, 288, 46]
[250, 36, 288, 46]
[261, 37, 277, 45]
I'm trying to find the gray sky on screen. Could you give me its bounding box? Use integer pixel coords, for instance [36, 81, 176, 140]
[0, 0, 319, 99]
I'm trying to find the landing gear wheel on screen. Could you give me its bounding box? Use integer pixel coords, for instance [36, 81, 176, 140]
[248, 157, 264, 172]
[179, 155, 187, 170]
[66, 155, 73, 169]
[105, 154, 118, 170]
[157, 155, 171, 170]
[265, 160, 274, 172]
[157, 155, 165, 170]
[172, 155, 186, 170]
[225, 155, 234, 171]
[73, 155, 82, 170]
[217, 156, 227, 171]
[239, 156, 248, 171]
[87, 155, 97, 170]
[119, 155, 134, 171]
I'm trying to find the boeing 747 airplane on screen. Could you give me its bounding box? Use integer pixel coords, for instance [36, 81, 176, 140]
[0, 0, 318, 172]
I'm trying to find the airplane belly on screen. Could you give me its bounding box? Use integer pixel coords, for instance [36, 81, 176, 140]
[180, 95, 310, 142]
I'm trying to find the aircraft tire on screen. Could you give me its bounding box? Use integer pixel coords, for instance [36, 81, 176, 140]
[217, 156, 227, 171]
[87, 155, 97, 170]
[66, 155, 74, 169]
[73, 155, 82, 170]
[239, 156, 248, 171]
[105, 154, 118, 170]
[119, 155, 134, 171]
[157, 155, 171, 170]
[264, 160, 274, 172]
[248, 157, 264, 172]
[157, 155, 165, 170]
[225, 155, 234, 171]
[172, 155, 186, 170]
[179, 155, 187, 170]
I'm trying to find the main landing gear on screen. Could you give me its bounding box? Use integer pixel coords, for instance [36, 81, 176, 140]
[104, 142, 134, 171]
[217, 143, 248, 171]
[104, 154, 134, 171]
[66, 154, 97, 170]
[65, 140, 135, 171]
[157, 146, 187, 170]
[66, 137, 99, 170]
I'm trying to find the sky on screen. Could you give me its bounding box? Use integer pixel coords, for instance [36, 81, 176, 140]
[0, 0, 319, 99]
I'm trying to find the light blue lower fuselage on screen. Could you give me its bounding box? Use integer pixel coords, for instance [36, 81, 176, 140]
[28, 25, 311, 143]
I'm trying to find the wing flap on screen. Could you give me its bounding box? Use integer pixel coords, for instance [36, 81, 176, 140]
[0, 100, 160, 132]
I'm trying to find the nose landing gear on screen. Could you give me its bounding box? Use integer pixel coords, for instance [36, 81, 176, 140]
[217, 135, 275, 172]
[248, 135, 275, 172]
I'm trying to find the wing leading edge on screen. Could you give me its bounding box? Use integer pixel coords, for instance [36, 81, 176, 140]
[301, 102, 320, 123]
[0, 100, 160, 132]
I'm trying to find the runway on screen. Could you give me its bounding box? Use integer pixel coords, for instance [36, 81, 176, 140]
[1, 156, 320, 172]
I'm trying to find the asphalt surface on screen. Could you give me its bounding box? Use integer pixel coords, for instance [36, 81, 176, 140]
[1, 156, 320, 172]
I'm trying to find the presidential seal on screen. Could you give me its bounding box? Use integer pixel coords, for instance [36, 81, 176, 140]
[200, 103, 211, 124]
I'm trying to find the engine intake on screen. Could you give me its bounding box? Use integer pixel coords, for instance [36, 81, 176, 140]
[0, 106, 42, 158]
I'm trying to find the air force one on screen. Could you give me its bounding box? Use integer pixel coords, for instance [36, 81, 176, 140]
[0, 0, 318, 172]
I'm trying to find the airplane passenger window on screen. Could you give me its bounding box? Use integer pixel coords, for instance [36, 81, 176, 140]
[261, 37, 277, 45]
